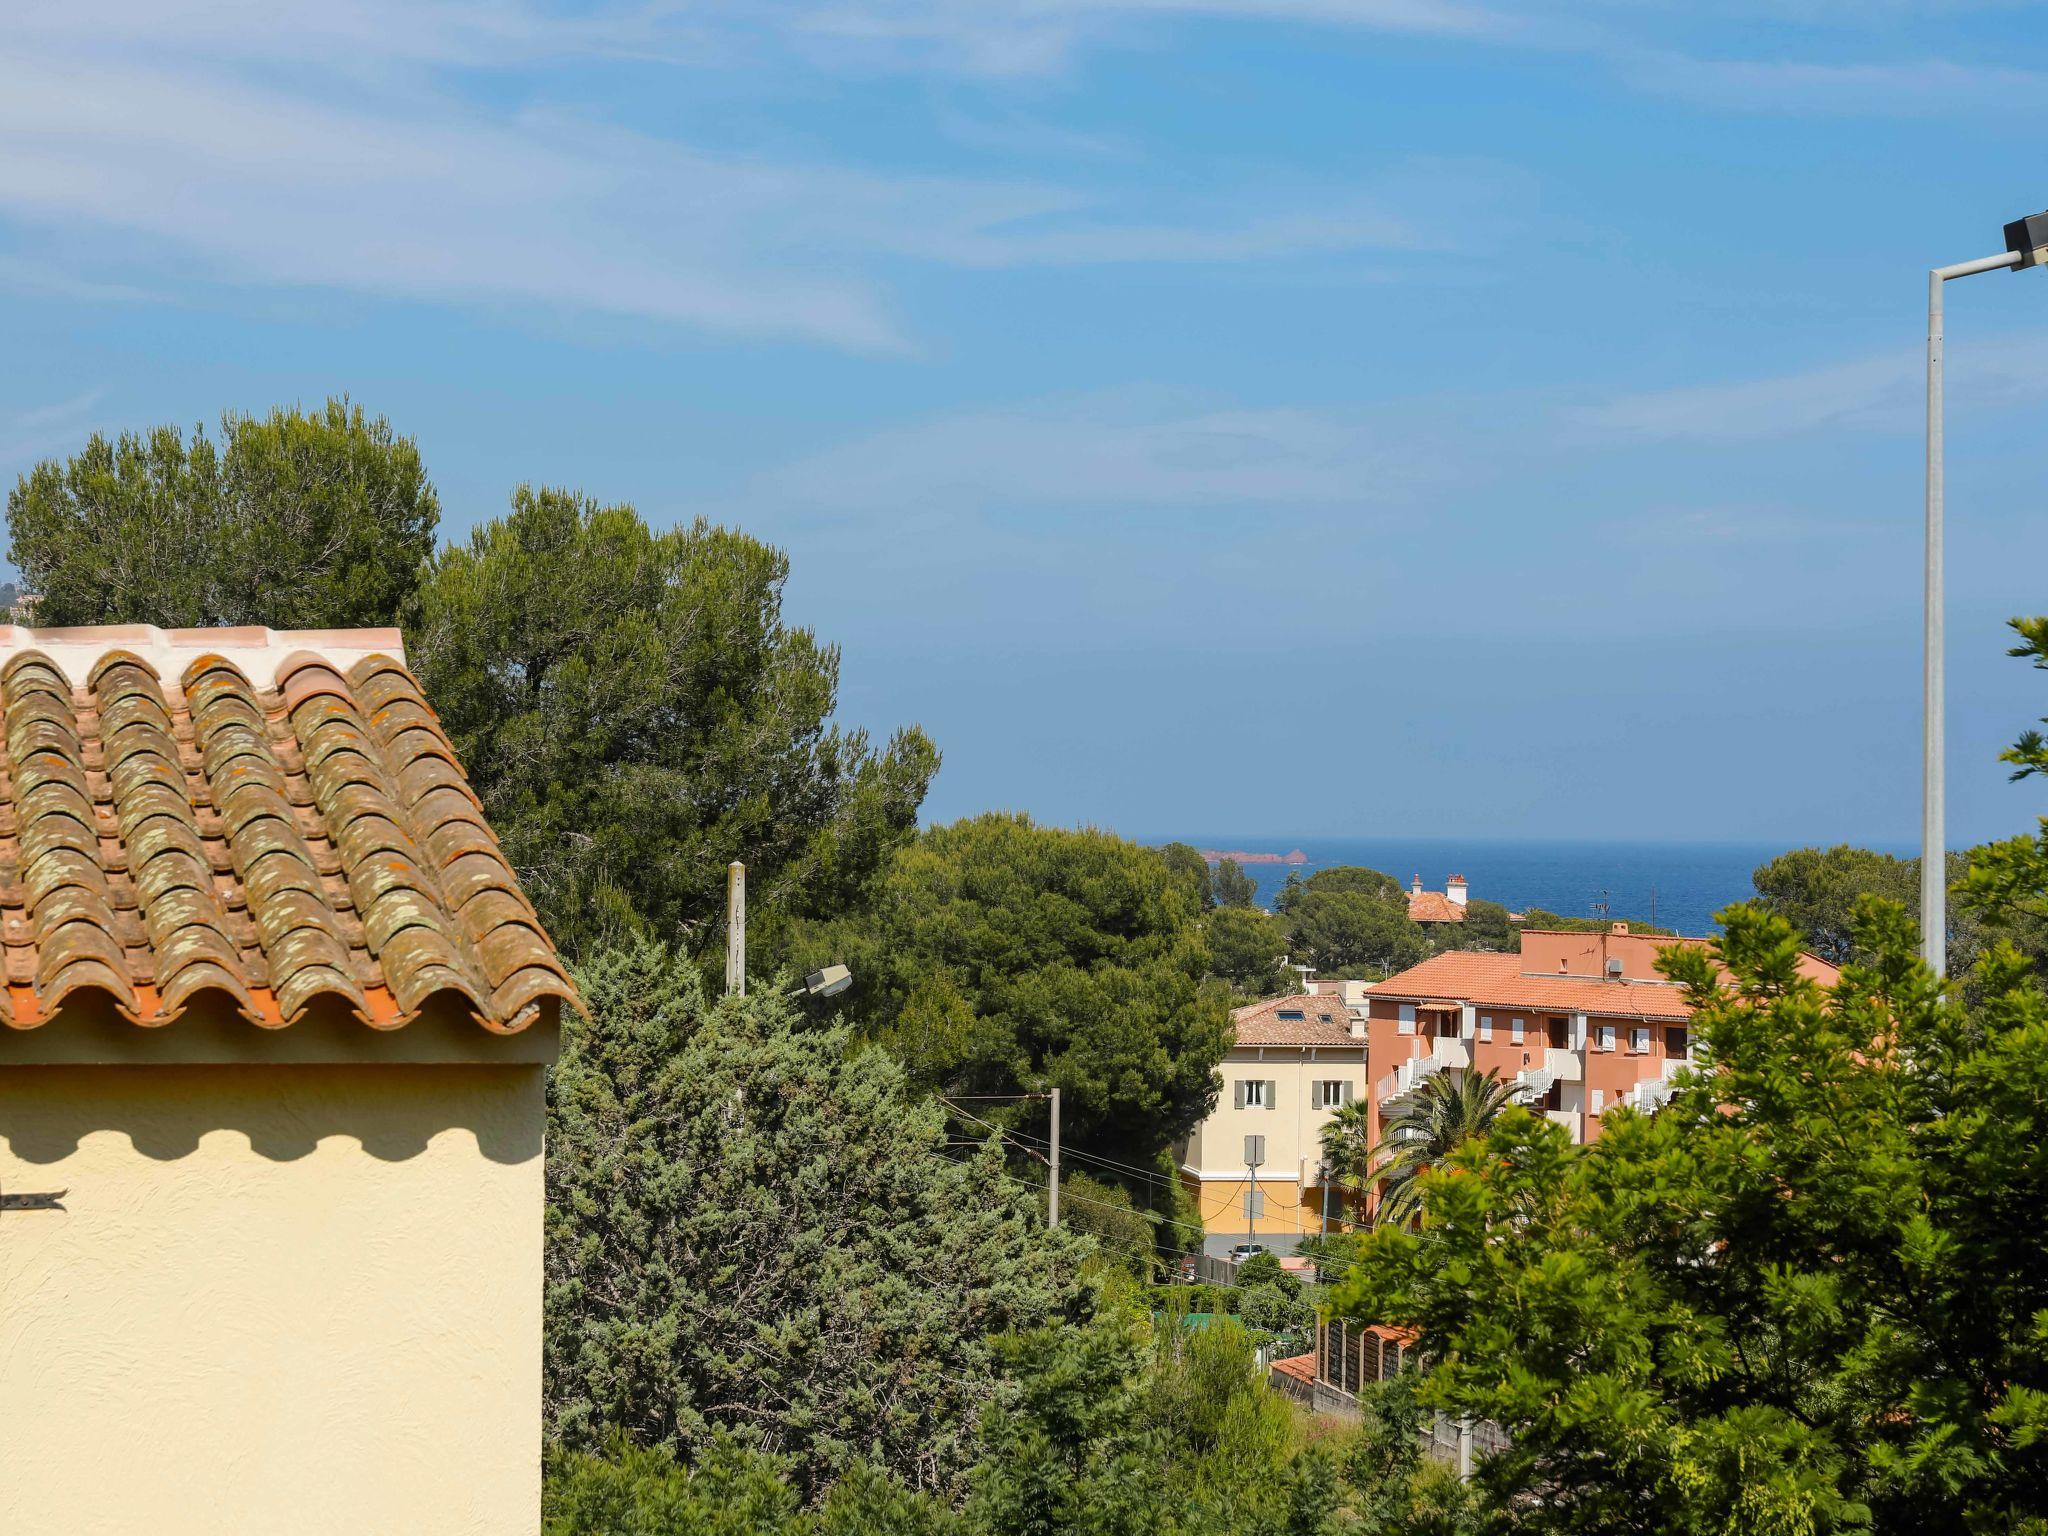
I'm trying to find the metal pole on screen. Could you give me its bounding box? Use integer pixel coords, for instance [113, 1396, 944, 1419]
[1046, 1087, 1061, 1228]
[1245, 1147, 1261, 1249]
[1924, 249, 2022, 978]
[725, 861, 746, 997]
[1926, 266, 1945, 976]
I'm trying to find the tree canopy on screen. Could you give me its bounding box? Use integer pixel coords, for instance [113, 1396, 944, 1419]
[412, 487, 936, 955]
[6, 398, 438, 629]
[1333, 900, 2048, 1534]
[1286, 889, 1426, 977]
[1204, 905, 1292, 997]
[545, 942, 1089, 1503]
[803, 813, 1231, 1168]
[1210, 858, 1259, 909]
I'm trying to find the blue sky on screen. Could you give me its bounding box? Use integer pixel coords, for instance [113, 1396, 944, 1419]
[4, 1, 2048, 848]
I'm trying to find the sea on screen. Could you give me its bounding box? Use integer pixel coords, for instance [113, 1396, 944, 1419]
[1165, 837, 1803, 938]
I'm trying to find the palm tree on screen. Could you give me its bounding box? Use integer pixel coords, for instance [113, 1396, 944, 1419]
[1366, 1068, 1520, 1228]
[1317, 1097, 1376, 1226]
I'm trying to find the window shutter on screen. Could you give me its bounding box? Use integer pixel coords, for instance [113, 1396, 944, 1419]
[1266, 1079, 1278, 1109]
[1234, 1080, 1246, 1110]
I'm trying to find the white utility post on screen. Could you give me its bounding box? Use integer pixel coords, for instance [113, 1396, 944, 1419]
[1244, 1134, 1264, 1251]
[1923, 210, 2048, 976]
[725, 860, 746, 997]
[1047, 1087, 1061, 1229]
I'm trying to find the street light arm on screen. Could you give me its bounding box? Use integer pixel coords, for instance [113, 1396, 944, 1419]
[1935, 251, 2023, 282]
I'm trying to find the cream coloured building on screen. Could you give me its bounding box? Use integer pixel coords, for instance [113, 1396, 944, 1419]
[1180, 980, 1369, 1255]
[0, 626, 579, 1536]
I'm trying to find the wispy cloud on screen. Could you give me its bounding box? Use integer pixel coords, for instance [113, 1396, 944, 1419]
[0, 8, 1455, 350]
[768, 397, 1399, 511]
[0, 391, 105, 469]
[1580, 332, 2048, 444]
[1624, 51, 2048, 116]
[0, 256, 155, 304]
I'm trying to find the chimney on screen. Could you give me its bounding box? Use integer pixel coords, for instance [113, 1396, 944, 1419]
[1610, 922, 1628, 936]
[1446, 875, 1468, 908]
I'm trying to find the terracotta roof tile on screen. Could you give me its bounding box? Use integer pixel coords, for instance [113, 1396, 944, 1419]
[1270, 1353, 1316, 1385]
[1407, 891, 1465, 923]
[1371, 951, 1696, 1020]
[0, 626, 580, 1035]
[1232, 993, 1363, 1046]
[1371, 947, 1840, 1022]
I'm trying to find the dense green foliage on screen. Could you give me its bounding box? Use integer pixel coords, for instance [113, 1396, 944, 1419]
[7, 398, 438, 628]
[803, 813, 1232, 1168]
[412, 488, 937, 954]
[1057, 1171, 1160, 1273]
[1755, 839, 2048, 986]
[1205, 905, 1293, 996]
[1211, 858, 1260, 909]
[544, 1439, 954, 1535]
[1445, 898, 1515, 954]
[1277, 867, 1427, 977]
[1334, 900, 2048, 1534]
[545, 943, 1089, 1501]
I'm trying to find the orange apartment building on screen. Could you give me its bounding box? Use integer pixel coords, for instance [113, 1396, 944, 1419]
[1364, 922, 1840, 1147]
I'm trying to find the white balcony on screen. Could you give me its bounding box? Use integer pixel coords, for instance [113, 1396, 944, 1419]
[1625, 1077, 1677, 1114]
[1544, 1047, 1582, 1083]
[1376, 1052, 1444, 1104]
[1431, 1037, 1470, 1072]
[1544, 1108, 1581, 1141]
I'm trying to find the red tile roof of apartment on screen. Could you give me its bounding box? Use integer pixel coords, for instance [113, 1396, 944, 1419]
[1371, 943, 1840, 1023]
[1231, 992, 1362, 1046]
[1370, 951, 1701, 1021]
[0, 625, 580, 1034]
[1407, 890, 1465, 923]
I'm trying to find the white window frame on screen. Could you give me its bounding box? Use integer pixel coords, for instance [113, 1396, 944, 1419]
[1510, 1017, 1525, 1045]
[1397, 1003, 1416, 1036]
[1478, 1014, 1494, 1041]
[1241, 1079, 1271, 1109]
[1592, 1088, 1605, 1113]
[1631, 1026, 1651, 1055]
[1597, 1024, 1616, 1053]
[1313, 1079, 1353, 1110]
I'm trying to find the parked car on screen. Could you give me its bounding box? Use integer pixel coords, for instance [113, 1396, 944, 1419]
[1226, 1243, 1269, 1265]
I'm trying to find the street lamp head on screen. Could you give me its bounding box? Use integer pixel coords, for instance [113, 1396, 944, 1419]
[2004, 210, 2048, 269]
[800, 963, 853, 999]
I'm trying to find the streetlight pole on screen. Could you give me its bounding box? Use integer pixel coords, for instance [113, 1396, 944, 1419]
[1922, 213, 2048, 977]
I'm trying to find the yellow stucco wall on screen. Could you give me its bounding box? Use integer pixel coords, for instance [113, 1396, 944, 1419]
[1184, 1171, 1337, 1239]
[0, 1061, 545, 1536]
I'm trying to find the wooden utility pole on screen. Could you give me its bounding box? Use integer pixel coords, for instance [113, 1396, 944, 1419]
[1046, 1087, 1061, 1228]
[725, 861, 746, 997]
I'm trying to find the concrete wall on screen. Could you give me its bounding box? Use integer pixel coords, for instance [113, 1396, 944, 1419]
[0, 1059, 545, 1536]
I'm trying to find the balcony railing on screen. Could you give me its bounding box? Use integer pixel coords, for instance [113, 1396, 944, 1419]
[1376, 1052, 1444, 1103]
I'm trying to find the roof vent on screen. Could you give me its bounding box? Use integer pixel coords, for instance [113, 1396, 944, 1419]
[1606, 957, 1624, 977]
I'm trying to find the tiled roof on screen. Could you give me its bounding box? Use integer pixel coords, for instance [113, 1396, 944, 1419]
[1370, 951, 1699, 1021]
[1269, 1353, 1316, 1385]
[1232, 993, 1362, 1046]
[0, 625, 579, 1034]
[1407, 891, 1465, 923]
